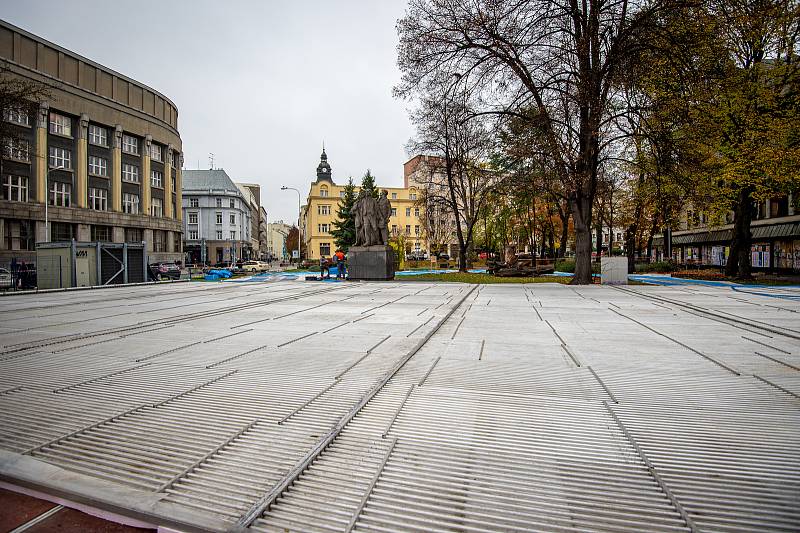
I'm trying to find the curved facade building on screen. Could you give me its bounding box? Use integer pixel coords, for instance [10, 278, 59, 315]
[0, 19, 183, 268]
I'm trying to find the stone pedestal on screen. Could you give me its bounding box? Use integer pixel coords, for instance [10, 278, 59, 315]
[601, 257, 628, 285]
[348, 245, 395, 281]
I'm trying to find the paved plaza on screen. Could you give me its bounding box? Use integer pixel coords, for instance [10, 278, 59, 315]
[0, 280, 798, 532]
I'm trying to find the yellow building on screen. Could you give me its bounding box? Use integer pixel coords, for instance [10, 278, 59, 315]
[302, 150, 425, 260]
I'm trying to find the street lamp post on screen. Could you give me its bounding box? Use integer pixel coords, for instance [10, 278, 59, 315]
[281, 186, 301, 264]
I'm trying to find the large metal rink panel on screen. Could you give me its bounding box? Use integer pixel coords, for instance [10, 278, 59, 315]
[0, 280, 798, 532]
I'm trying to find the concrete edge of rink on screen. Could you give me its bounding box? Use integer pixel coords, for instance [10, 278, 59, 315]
[0, 450, 230, 533]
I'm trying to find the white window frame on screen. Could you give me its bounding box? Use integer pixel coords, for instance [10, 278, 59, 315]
[230, 230, 236, 240]
[216, 212, 223, 225]
[122, 163, 140, 183]
[151, 197, 163, 217]
[320, 187, 329, 197]
[230, 213, 236, 225]
[188, 212, 198, 224]
[88, 125, 107, 146]
[48, 146, 72, 170]
[50, 181, 71, 207]
[49, 112, 71, 136]
[88, 155, 108, 177]
[2, 175, 28, 202]
[149, 144, 162, 161]
[405, 208, 411, 216]
[188, 230, 199, 240]
[216, 230, 223, 240]
[122, 134, 139, 154]
[123, 193, 140, 214]
[216, 198, 222, 208]
[6, 138, 30, 162]
[89, 187, 108, 211]
[6, 107, 30, 126]
[190, 198, 199, 208]
[229, 199, 235, 208]
[318, 205, 331, 215]
[150, 170, 163, 188]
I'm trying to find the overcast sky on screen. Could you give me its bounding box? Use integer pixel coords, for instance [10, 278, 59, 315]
[4, 0, 415, 223]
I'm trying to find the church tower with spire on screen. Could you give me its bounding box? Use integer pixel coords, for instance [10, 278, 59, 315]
[316, 146, 332, 182]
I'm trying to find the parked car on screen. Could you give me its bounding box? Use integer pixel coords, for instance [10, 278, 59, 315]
[241, 260, 262, 272]
[0, 268, 11, 290]
[257, 261, 270, 271]
[149, 262, 181, 280]
[406, 251, 428, 261]
[437, 253, 450, 261]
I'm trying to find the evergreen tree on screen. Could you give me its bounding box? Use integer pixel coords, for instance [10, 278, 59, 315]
[360, 169, 380, 198]
[331, 177, 357, 251]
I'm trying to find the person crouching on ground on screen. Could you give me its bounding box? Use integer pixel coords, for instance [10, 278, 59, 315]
[320, 256, 331, 279]
[334, 249, 346, 279]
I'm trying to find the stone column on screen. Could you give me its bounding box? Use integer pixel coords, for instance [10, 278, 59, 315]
[77, 224, 90, 242]
[143, 228, 153, 253]
[76, 114, 89, 208]
[166, 231, 175, 254]
[112, 226, 125, 243]
[142, 135, 152, 217]
[35, 103, 49, 204]
[111, 125, 123, 212]
[164, 144, 173, 218]
[175, 152, 183, 221]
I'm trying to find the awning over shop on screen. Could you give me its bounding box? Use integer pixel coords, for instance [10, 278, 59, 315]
[651, 221, 800, 247]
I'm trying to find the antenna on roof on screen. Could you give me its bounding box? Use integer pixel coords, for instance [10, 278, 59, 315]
[209, 153, 215, 169]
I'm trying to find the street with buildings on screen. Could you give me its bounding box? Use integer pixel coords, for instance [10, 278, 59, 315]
[1, 3, 799, 533]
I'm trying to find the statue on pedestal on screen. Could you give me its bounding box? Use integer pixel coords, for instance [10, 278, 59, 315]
[354, 190, 392, 246]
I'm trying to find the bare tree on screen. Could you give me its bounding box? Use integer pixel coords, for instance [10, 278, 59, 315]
[407, 88, 498, 271]
[397, 0, 692, 283]
[416, 186, 456, 257]
[0, 64, 49, 179]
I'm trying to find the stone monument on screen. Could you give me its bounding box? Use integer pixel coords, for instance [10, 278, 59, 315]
[348, 190, 395, 280]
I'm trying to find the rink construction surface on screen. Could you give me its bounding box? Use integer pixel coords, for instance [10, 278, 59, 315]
[0, 280, 798, 532]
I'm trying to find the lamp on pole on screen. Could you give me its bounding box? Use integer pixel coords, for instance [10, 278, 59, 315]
[280, 186, 302, 263]
[45, 165, 65, 243]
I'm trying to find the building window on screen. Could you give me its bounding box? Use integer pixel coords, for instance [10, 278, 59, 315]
[123, 193, 140, 214]
[50, 182, 71, 207]
[410, 193, 417, 200]
[230, 230, 236, 240]
[188, 230, 199, 240]
[50, 222, 73, 241]
[151, 170, 163, 188]
[172, 151, 180, 168]
[405, 208, 411, 216]
[149, 144, 162, 161]
[171, 174, 176, 191]
[49, 112, 71, 136]
[230, 213, 236, 225]
[414, 208, 420, 217]
[125, 227, 142, 243]
[216, 198, 222, 208]
[122, 134, 139, 154]
[320, 242, 331, 256]
[339, 191, 345, 197]
[405, 225, 411, 235]
[415, 225, 420, 235]
[88, 125, 107, 146]
[391, 224, 397, 234]
[392, 208, 397, 217]
[230, 199, 235, 208]
[320, 187, 329, 197]
[2, 175, 28, 202]
[391, 192, 397, 199]
[216, 212, 223, 224]
[151, 197, 163, 217]
[153, 230, 166, 252]
[89, 155, 108, 177]
[89, 187, 107, 211]
[5, 138, 30, 162]
[318, 223, 330, 233]
[5, 107, 30, 126]
[122, 163, 140, 183]
[318, 205, 331, 215]
[49, 146, 72, 169]
[91, 225, 111, 242]
[190, 198, 199, 208]
[216, 230, 223, 240]
[188, 212, 198, 224]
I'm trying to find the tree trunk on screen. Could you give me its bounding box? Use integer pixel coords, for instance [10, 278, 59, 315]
[570, 196, 593, 285]
[558, 208, 570, 259]
[595, 225, 603, 263]
[725, 187, 754, 279]
[646, 215, 659, 261]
